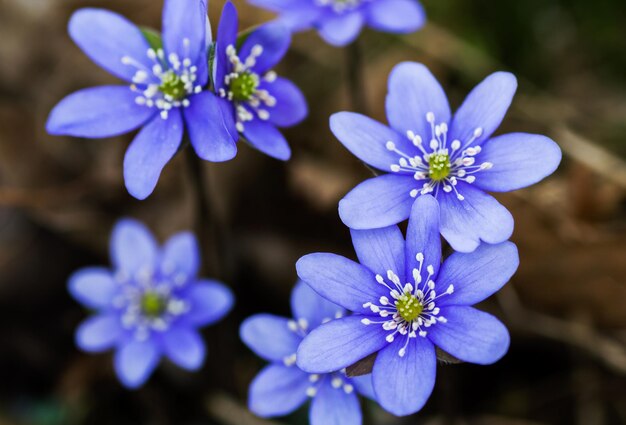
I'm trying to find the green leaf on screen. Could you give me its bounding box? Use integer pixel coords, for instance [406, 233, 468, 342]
[140, 26, 163, 51]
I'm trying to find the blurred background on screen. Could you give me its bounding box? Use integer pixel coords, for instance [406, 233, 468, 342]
[0, 0, 625, 424]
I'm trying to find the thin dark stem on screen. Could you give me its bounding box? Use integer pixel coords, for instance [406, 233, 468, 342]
[345, 40, 368, 114]
[185, 145, 221, 279]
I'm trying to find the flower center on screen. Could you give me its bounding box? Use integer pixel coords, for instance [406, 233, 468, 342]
[158, 70, 188, 101]
[385, 111, 493, 201]
[395, 292, 423, 322]
[428, 153, 451, 181]
[229, 71, 259, 102]
[219, 44, 278, 132]
[140, 291, 168, 318]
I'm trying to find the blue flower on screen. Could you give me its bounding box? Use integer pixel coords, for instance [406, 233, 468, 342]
[248, 0, 426, 46]
[295, 195, 518, 416]
[46, 0, 236, 200]
[240, 281, 375, 425]
[69, 219, 234, 388]
[332, 62, 562, 252]
[211, 2, 308, 161]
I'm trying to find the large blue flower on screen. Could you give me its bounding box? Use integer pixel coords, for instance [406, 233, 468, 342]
[248, 0, 426, 46]
[70, 219, 233, 388]
[296, 195, 518, 416]
[211, 2, 308, 161]
[332, 62, 562, 252]
[240, 281, 374, 425]
[47, 0, 236, 200]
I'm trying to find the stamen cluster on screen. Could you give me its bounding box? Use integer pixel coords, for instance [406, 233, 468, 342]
[386, 112, 493, 201]
[114, 267, 190, 341]
[361, 253, 454, 357]
[219, 44, 278, 132]
[122, 38, 203, 119]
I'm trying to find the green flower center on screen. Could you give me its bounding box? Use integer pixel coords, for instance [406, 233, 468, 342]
[229, 72, 259, 101]
[395, 292, 423, 322]
[159, 71, 187, 101]
[428, 153, 451, 181]
[140, 292, 168, 318]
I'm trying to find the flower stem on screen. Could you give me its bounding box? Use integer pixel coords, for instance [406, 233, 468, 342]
[185, 145, 223, 279]
[345, 40, 368, 114]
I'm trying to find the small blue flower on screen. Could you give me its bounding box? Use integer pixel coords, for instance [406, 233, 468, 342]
[248, 0, 426, 46]
[211, 2, 308, 161]
[295, 195, 518, 416]
[240, 281, 374, 425]
[47, 0, 236, 200]
[70, 219, 234, 389]
[332, 62, 562, 252]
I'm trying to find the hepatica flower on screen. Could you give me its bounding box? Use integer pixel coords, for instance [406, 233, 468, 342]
[332, 62, 562, 252]
[70, 219, 233, 388]
[296, 196, 518, 416]
[248, 0, 426, 46]
[46, 0, 236, 200]
[211, 2, 307, 160]
[240, 281, 374, 425]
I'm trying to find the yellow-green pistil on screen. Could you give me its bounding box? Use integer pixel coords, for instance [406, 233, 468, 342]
[395, 291, 423, 322]
[141, 292, 168, 318]
[428, 153, 451, 181]
[159, 70, 187, 100]
[229, 71, 259, 102]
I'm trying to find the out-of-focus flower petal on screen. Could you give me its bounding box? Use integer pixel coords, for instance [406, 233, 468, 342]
[69, 267, 118, 309]
[76, 314, 123, 352]
[110, 219, 159, 276]
[290, 280, 345, 329]
[248, 364, 310, 417]
[240, 314, 302, 362]
[114, 339, 161, 388]
[310, 378, 361, 425]
[162, 327, 206, 370]
[318, 12, 364, 47]
[365, 0, 425, 34]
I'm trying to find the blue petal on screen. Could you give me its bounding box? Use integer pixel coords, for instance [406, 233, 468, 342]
[123, 109, 183, 200]
[290, 280, 345, 330]
[184, 91, 238, 162]
[160, 232, 199, 280]
[310, 378, 361, 425]
[162, 0, 207, 66]
[405, 195, 442, 282]
[243, 119, 291, 160]
[365, 0, 426, 34]
[338, 174, 415, 230]
[46, 86, 155, 138]
[475, 133, 562, 192]
[114, 339, 161, 389]
[248, 364, 309, 417]
[318, 12, 364, 46]
[372, 337, 436, 416]
[68, 9, 152, 82]
[76, 314, 122, 352]
[330, 112, 417, 172]
[350, 226, 405, 279]
[263, 77, 308, 127]
[296, 253, 387, 314]
[436, 242, 518, 306]
[240, 23, 291, 74]
[297, 316, 388, 373]
[110, 219, 158, 277]
[246, 0, 297, 12]
[438, 182, 514, 253]
[449, 72, 518, 146]
[68, 267, 118, 309]
[183, 280, 234, 326]
[240, 314, 302, 362]
[386, 62, 451, 141]
[214, 2, 238, 91]
[428, 306, 510, 365]
[277, 5, 325, 32]
[349, 375, 376, 400]
[162, 327, 206, 371]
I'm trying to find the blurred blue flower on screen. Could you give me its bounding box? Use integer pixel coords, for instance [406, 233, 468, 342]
[296, 195, 518, 416]
[332, 62, 562, 252]
[211, 2, 308, 161]
[248, 0, 426, 46]
[70, 219, 233, 389]
[47, 0, 236, 200]
[240, 281, 374, 425]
